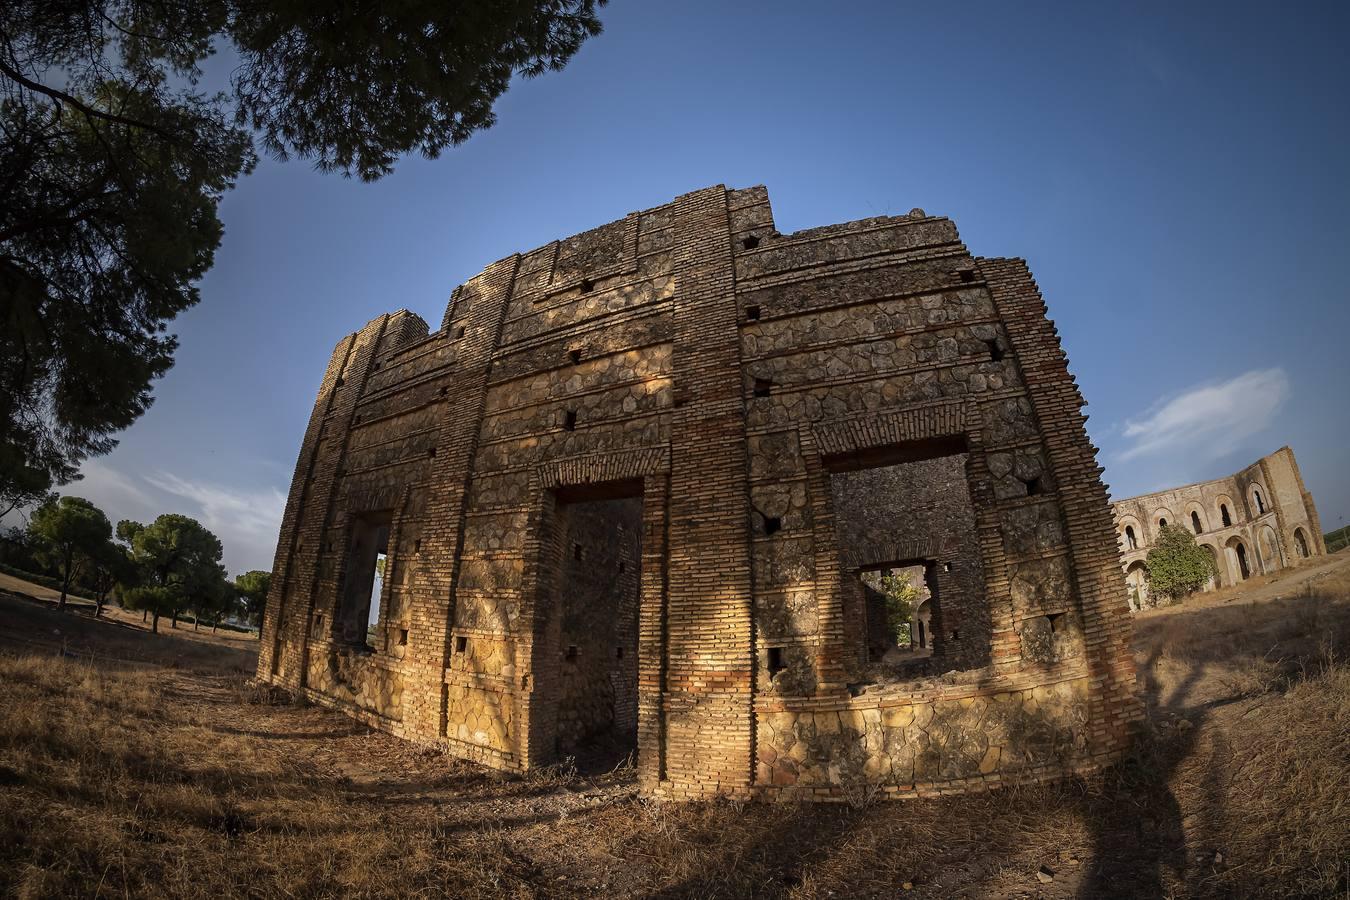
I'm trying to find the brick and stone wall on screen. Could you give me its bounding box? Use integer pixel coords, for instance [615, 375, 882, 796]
[1111, 446, 1326, 608]
[258, 185, 1141, 800]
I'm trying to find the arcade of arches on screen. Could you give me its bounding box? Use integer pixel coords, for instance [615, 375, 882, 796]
[1111, 447, 1326, 610]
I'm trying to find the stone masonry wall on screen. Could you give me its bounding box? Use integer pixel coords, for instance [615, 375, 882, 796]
[259, 185, 1140, 801]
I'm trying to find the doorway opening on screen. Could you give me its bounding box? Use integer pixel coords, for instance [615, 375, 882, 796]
[338, 511, 391, 649]
[550, 480, 642, 773]
[857, 562, 936, 671]
[1229, 538, 1251, 580]
[826, 436, 987, 678]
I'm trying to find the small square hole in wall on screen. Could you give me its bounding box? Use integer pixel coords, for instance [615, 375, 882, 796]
[767, 646, 786, 676]
[763, 514, 782, 535]
[573, 543, 583, 561]
[565, 645, 579, 661]
[455, 635, 467, 653]
[943, 562, 951, 573]
[742, 234, 760, 250]
[563, 410, 577, 431]
[951, 629, 961, 641]
[413, 539, 422, 554]
[959, 268, 976, 283]
[568, 348, 581, 365]
[753, 378, 773, 398]
[745, 304, 761, 322]
[398, 628, 409, 646]
[455, 325, 466, 339]
[1047, 613, 1065, 634]
[985, 339, 1005, 362]
[616, 646, 624, 659]
[1023, 476, 1043, 496]
[427, 447, 437, 458]
[618, 560, 626, 574]
[372, 361, 382, 371]
[579, 277, 594, 293]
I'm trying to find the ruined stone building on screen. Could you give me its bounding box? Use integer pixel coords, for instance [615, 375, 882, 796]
[1112, 447, 1325, 609]
[257, 185, 1140, 800]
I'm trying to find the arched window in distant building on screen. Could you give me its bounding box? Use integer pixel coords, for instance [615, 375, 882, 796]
[1191, 511, 1202, 533]
[1254, 488, 1266, 515]
[1294, 528, 1310, 559]
[1124, 525, 1137, 551]
[1221, 504, 1232, 527]
[1158, 517, 1167, 528]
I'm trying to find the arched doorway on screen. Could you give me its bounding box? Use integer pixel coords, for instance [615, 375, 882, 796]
[1125, 561, 1149, 610]
[1226, 537, 1251, 581]
[1258, 525, 1282, 573]
[1294, 528, 1310, 559]
[915, 598, 932, 650]
[1201, 543, 1221, 590]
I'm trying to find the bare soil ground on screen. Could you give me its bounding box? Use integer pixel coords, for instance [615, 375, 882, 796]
[1, 557, 1347, 899]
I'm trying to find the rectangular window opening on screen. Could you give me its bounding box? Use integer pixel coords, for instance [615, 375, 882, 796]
[767, 646, 786, 676]
[337, 512, 392, 650]
[563, 410, 577, 431]
[753, 378, 773, 398]
[745, 304, 761, 322]
[398, 628, 409, 646]
[455, 635, 467, 653]
[568, 348, 582, 365]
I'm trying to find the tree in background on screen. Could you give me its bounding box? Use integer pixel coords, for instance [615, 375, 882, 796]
[118, 514, 224, 633]
[878, 571, 920, 647]
[191, 570, 237, 633]
[85, 536, 139, 617]
[0, 1, 606, 504]
[1145, 524, 1218, 605]
[26, 495, 111, 609]
[234, 569, 271, 626]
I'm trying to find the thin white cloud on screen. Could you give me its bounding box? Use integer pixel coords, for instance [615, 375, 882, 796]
[70, 458, 155, 511]
[143, 472, 286, 575]
[1117, 368, 1289, 463]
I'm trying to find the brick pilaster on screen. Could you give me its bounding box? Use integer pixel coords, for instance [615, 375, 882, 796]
[979, 258, 1142, 753]
[662, 186, 756, 796]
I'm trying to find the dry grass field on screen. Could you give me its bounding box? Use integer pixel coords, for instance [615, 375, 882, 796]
[1, 556, 1347, 899]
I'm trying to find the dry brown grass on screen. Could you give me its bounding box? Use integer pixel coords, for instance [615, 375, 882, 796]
[0, 561, 1348, 899]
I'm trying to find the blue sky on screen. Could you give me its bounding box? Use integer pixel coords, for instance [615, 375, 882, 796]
[45, 1, 1350, 573]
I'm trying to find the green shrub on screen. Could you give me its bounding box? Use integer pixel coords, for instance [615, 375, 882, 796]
[1146, 525, 1218, 603]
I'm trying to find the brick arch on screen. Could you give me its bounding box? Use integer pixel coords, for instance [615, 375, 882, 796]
[1184, 502, 1208, 535]
[1197, 541, 1222, 588]
[534, 446, 670, 489]
[1214, 494, 1237, 528]
[1116, 514, 1143, 552]
[1149, 506, 1175, 538]
[1247, 482, 1269, 518]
